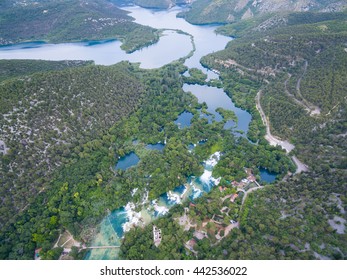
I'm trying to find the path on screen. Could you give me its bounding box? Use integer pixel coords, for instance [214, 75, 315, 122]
[256, 90, 308, 173]
[296, 61, 320, 115]
[224, 222, 239, 235]
[238, 184, 265, 208]
[292, 156, 308, 174]
[83, 245, 120, 249]
[284, 60, 320, 116]
[284, 73, 311, 112]
[256, 90, 294, 153]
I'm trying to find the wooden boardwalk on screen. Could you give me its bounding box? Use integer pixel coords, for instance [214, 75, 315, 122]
[83, 245, 120, 249]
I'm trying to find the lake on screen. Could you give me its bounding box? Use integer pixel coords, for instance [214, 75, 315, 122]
[146, 143, 165, 151]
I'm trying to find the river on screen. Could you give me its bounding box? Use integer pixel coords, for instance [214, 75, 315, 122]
[0, 4, 252, 260]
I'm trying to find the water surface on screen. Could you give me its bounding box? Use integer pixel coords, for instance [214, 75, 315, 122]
[174, 111, 193, 129]
[0, 30, 192, 68]
[183, 84, 251, 134]
[146, 143, 165, 151]
[115, 152, 140, 170]
[259, 168, 277, 183]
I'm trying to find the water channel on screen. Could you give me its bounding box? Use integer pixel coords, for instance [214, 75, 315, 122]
[0, 4, 252, 260]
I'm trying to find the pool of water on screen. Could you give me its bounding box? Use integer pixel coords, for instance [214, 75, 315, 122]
[259, 168, 277, 183]
[174, 111, 194, 129]
[86, 152, 220, 259]
[115, 152, 140, 170]
[146, 143, 165, 151]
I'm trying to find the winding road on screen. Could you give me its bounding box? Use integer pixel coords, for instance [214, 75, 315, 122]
[283, 60, 321, 116]
[256, 90, 308, 173]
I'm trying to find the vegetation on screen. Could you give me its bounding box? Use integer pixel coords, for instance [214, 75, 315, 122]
[204, 11, 346, 258]
[215, 108, 237, 123]
[0, 0, 160, 53]
[183, 68, 207, 85]
[119, 11, 346, 260]
[0, 60, 222, 258]
[177, 0, 347, 24]
[0, 59, 93, 82]
[0, 62, 145, 243]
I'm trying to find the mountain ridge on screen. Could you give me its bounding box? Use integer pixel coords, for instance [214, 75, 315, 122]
[177, 0, 347, 24]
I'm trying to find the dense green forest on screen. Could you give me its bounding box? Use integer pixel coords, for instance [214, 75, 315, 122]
[121, 170, 346, 259]
[203, 11, 347, 258]
[0, 0, 160, 52]
[202, 11, 347, 168]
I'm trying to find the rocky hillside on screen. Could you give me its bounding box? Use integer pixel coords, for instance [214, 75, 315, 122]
[0, 61, 145, 231]
[178, 0, 347, 24]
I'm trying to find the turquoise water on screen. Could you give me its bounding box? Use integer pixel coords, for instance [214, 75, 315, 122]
[86, 158, 215, 259]
[108, 207, 128, 237]
[115, 152, 140, 170]
[259, 168, 277, 183]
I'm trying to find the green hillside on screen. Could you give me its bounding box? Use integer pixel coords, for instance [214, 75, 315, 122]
[200, 11, 347, 258]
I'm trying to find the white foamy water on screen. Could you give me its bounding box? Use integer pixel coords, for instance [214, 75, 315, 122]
[167, 191, 181, 204]
[205, 151, 221, 167]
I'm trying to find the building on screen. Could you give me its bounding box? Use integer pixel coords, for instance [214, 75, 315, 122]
[153, 226, 162, 247]
[230, 193, 239, 203]
[186, 238, 197, 251]
[34, 248, 42, 260]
